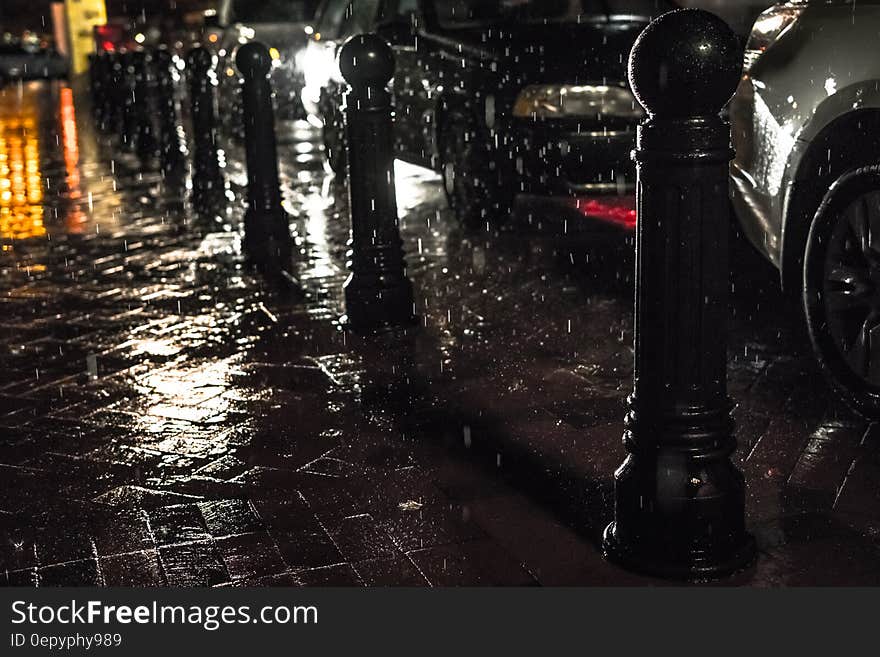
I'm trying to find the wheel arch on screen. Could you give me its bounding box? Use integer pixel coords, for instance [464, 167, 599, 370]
[781, 108, 880, 292]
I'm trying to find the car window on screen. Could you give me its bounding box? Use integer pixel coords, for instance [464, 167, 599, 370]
[432, 0, 675, 25]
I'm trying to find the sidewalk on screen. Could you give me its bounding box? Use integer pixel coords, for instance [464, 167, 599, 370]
[2, 82, 880, 586]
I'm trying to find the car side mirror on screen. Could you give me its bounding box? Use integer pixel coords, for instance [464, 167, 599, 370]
[376, 16, 418, 48]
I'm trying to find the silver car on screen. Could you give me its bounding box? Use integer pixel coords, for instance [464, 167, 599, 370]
[730, 0, 880, 416]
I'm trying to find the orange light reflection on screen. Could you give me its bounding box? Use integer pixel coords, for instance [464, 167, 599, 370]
[0, 89, 45, 241]
[60, 86, 88, 233]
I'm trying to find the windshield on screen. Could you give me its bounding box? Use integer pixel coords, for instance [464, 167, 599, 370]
[433, 0, 676, 26]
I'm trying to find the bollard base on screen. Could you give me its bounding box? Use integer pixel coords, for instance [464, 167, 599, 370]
[602, 521, 756, 581]
[192, 183, 229, 225]
[341, 310, 418, 336]
[602, 439, 757, 580]
[120, 137, 138, 154]
[340, 313, 418, 337]
[159, 171, 188, 200]
[243, 210, 294, 272]
[342, 277, 418, 336]
[137, 153, 161, 173]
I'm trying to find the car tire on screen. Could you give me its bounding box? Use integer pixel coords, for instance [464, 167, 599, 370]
[804, 165, 880, 417]
[440, 110, 513, 229]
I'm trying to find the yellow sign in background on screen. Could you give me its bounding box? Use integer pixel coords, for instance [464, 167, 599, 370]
[65, 0, 108, 76]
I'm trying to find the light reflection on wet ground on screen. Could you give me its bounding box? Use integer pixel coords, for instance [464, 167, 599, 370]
[0, 85, 44, 241]
[1, 81, 880, 586]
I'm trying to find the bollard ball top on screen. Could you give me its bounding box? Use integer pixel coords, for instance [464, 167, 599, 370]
[236, 42, 272, 78]
[339, 33, 395, 86]
[187, 46, 213, 73]
[628, 9, 742, 118]
[154, 46, 172, 67]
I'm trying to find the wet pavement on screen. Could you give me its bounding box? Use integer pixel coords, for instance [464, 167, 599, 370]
[2, 80, 880, 586]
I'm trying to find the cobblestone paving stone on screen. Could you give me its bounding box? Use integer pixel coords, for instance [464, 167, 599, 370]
[1, 81, 880, 586]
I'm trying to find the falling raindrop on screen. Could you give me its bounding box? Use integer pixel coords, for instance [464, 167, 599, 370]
[86, 355, 98, 381]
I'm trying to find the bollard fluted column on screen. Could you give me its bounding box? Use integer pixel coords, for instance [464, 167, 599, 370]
[235, 42, 293, 272]
[97, 51, 114, 132]
[120, 50, 139, 153]
[602, 9, 756, 579]
[88, 53, 103, 128]
[339, 34, 415, 333]
[187, 46, 227, 220]
[154, 47, 187, 186]
[107, 52, 125, 135]
[133, 49, 160, 165]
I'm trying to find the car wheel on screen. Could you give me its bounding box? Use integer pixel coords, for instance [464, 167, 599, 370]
[804, 166, 880, 417]
[440, 111, 512, 229]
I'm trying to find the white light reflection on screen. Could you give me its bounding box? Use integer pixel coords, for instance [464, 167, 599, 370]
[393, 159, 441, 213]
[750, 91, 796, 197]
[129, 354, 243, 443]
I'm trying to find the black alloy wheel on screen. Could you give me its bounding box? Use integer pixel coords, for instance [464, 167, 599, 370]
[804, 166, 880, 417]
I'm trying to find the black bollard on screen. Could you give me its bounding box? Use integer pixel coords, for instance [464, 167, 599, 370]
[97, 51, 114, 131]
[338, 34, 415, 333]
[235, 42, 293, 271]
[187, 46, 227, 219]
[88, 53, 102, 126]
[601, 9, 756, 579]
[106, 52, 126, 135]
[133, 49, 160, 165]
[154, 47, 187, 185]
[120, 50, 139, 153]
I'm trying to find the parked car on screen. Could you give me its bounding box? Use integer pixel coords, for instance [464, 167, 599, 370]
[0, 39, 68, 82]
[311, 0, 674, 228]
[730, 0, 880, 416]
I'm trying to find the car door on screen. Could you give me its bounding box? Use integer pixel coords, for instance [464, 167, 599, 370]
[377, 0, 436, 168]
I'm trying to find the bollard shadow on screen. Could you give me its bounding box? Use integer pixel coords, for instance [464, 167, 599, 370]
[348, 321, 616, 546]
[270, 164, 623, 549]
[339, 202, 635, 549]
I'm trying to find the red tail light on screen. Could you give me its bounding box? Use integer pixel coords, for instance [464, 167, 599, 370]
[571, 196, 637, 230]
